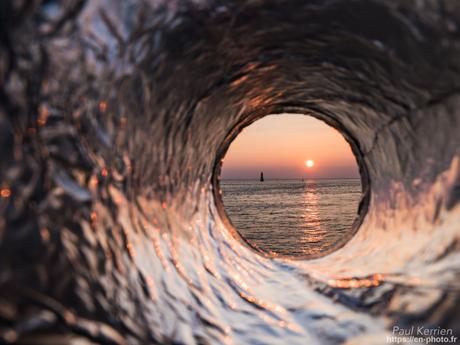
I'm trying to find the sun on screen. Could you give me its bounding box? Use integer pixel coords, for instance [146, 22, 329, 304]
[305, 159, 315, 168]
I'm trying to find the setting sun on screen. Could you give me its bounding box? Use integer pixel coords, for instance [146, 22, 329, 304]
[221, 114, 359, 179]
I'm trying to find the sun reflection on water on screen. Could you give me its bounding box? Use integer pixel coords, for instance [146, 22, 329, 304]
[301, 183, 327, 254]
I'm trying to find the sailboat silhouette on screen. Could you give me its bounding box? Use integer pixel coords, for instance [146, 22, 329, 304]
[260, 172, 264, 182]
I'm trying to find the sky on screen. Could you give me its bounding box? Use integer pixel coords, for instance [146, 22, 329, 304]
[221, 114, 360, 179]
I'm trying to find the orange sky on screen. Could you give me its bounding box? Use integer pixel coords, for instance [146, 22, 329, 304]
[221, 114, 360, 179]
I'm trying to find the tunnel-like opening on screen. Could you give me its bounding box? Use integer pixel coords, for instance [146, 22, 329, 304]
[212, 108, 371, 260]
[1, 1, 460, 343]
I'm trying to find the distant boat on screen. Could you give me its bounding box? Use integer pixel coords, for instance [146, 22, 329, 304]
[260, 172, 264, 182]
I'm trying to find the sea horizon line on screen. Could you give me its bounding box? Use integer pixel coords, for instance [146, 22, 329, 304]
[220, 177, 361, 181]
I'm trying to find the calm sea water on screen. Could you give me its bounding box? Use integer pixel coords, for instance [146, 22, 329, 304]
[221, 179, 362, 256]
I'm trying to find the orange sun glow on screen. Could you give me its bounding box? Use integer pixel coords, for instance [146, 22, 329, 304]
[305, 159, 315, 168]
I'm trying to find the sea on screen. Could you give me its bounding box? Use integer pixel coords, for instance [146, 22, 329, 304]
[220, 178, 362, 257]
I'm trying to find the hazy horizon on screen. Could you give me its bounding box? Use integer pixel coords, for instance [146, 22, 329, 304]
[221, 114, 360, 180]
